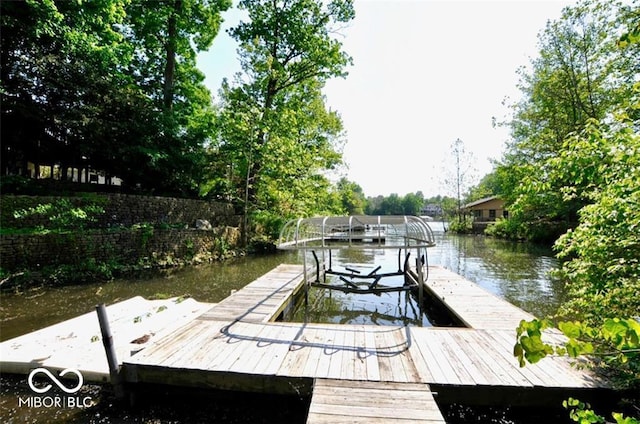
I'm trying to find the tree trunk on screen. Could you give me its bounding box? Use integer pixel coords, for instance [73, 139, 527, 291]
[246, 77, 278, 206]
[242, 76, 279, 246]
[163, 0, 181, 110]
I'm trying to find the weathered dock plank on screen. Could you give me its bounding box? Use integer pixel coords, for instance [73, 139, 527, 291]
[124, 320, 605, 393]
[409, 327, 463, 385]
[463, 329, 528, 386]
[362, 325, 382, 381]
[484, 328, 550, 386]
[384, 325, 414, 382]
[146, 320, 215, 368]
[311, 326, 340, 379]
[279, 326, 315, 377]
[425, 265, 536, 330]
[306, 379, 446, 424]
[236, 323, 298, 375]
[197, 263, 305, 323]
[431, 329, 477, 385]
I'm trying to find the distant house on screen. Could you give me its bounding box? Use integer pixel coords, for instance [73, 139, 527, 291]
[463, 196, 507, 221]
[421, 203, 443, 218]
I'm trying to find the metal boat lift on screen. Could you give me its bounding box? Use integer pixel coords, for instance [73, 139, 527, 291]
[277, 215, 436, 316]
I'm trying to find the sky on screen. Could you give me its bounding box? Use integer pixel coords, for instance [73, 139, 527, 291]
[197, 0, 578, 198]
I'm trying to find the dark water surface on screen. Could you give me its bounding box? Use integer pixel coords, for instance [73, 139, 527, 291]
[428, 224, 565, 318]
[287, 225, 563, 326]
[1, 224, 561, 342]
[0, 251, 300, 342]
[1, 225, 569, 423]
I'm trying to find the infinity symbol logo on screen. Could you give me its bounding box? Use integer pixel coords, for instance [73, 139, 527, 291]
[28, 368, 84, 394]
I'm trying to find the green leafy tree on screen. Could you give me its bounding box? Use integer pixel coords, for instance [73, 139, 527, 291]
[336, 178, 367, 215]
[1, 0, 132, 180]
[1, 0, 230, 195]
[125, 0, 230, 111]
[366, 192, 435, 216]
[551, 121, 640, 323]
[380, 194, 404, 215]
[261, 80, 345, 216]
[365, 195, 383, 215]
[513, 20, 640, 422]
[123, 0, 230, 194]
[514, 317, 639, 423]
[401, 192, 425, 216]
[493, 0, 637, 242]
[216, 0, 354, 245]
[465, 171, 504, 203]
[217, 78, 345, 217]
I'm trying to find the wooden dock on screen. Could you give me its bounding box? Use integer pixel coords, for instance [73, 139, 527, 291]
[1, 263, 609, 421]
[424, 266, 536, 330]
[123, 264, 607, 411]
[197, 263, 306, 323]
[307, 379, 445, 423]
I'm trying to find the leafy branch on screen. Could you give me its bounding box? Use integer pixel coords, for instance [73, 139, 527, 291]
[514, 317, 640, 423]
[514, 318, 640, 367]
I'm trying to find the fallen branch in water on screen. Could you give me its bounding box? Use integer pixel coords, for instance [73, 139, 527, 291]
[0, 272, 24, 287]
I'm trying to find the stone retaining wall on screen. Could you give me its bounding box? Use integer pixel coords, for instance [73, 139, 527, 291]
[1, 193, 239, 229]
[1, 194, 242, 272]
[1, 227, 240, 271]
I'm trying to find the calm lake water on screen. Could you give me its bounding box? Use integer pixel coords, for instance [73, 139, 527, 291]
[287, 224, 564, 326]
[0, 224, 569, 423]
[1, 223, 562, 341]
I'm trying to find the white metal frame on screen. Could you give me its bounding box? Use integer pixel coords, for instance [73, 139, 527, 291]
[277, 215, 436, 323]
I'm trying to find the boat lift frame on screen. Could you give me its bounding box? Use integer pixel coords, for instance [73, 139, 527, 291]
[277, 215, 436, 318]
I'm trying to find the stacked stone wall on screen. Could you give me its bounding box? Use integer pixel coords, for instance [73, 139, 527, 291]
[0, 194, 241, 272]
[0, 228, 240, 271]
[1, 193, 238, 229]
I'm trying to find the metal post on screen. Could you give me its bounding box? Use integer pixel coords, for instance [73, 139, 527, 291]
[96, 304, 124, 399]
[302, 252, 309, 323]
[417, 256, 424, 325]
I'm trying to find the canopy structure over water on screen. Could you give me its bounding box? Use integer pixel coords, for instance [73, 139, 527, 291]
[277, 215, 436, 251]
[277, 216, 436, 317]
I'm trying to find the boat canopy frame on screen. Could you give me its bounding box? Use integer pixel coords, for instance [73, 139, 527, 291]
[277, 216, 436, 321]
[277, 215, 436, 251]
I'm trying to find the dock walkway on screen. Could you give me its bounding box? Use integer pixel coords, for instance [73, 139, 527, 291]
[123, 264, 606, 411]
[306, 379, 445, 423]
[1, 263, 608, 421]
[424, 266, 535, 330]
[198, 263, 306, 323]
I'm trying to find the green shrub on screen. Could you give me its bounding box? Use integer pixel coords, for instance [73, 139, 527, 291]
[447, 215, 473, 233]
[13, 198, 105, 230]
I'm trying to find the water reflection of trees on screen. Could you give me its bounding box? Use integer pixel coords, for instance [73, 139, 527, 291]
[430, 230, 567, 317]
[293, 229, 568, 322]
[292, 285, 428, 326]
[327, 249, 383, 270]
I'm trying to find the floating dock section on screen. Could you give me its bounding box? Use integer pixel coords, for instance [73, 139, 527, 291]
[0, 296, 211, 382]
[307, 379, 446, 423]
[425, 266, 536, 330]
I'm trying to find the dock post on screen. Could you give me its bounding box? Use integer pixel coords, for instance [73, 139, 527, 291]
[96, 304, 124, 399]
[417, 257, 424, 322]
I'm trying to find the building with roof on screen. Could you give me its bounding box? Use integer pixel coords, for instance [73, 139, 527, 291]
[463, 196, 507, 222]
